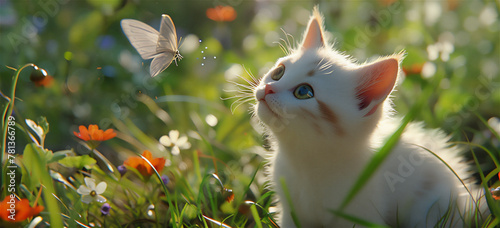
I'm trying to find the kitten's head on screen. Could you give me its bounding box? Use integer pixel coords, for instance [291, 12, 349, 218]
[254, 7, 403, 142]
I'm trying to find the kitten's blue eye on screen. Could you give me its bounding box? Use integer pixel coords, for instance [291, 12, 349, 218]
[271, 64, 285, 81]
[294, 84, 314, 99]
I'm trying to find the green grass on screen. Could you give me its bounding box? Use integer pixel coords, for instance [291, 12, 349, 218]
[1, 1, 499, 227]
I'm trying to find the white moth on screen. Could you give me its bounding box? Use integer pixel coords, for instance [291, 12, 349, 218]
[121, 14, 182, 77]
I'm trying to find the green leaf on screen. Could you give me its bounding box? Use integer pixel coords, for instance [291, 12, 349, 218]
[21, 144, 43, 189]
[37, 116, 49, 135]
[58, 155, 96, 169]
[47, 150, 73, 163]
[25, 119, 44, 141]
[250, 204, 264, 228]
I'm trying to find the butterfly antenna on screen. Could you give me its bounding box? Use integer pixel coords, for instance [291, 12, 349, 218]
[178, 36, 184, 50]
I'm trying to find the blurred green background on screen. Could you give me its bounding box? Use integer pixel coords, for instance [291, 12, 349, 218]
[0, 0, 499, 226]
[0, 0, 499, 181]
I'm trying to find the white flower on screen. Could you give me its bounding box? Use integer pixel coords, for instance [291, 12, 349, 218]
[77, 177, 107, 204]
[488, 117, 500, 135]
[159, 130, 191, 155]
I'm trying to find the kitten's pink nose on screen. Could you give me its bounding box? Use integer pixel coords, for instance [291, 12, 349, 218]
[264, 84, 275, 96]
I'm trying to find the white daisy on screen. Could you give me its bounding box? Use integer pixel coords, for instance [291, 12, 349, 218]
[77, 177, 107, 204]
[159, 130, 191, 155]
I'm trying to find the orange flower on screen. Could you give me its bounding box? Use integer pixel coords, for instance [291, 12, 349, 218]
[30, 66, 54, 87]
[74, 125, 116, 142]
[33, 75, 54, 87]
[402, 63, 424, 76]
[124, 150, 166, 177]
[0, 195, 44, 222]
[377, 0, 397, 6]
[206, 5, 237, 22]
[491, 187, 500, 200]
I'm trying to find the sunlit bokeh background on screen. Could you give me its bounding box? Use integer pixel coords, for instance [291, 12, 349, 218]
[0, 0, 499, 226]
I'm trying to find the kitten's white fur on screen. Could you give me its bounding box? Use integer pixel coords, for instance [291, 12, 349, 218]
[253, 7, 486, 227]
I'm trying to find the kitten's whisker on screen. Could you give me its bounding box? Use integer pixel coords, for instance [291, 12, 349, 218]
[230, 96, 255, 114]
[220, 96, 253, 103]
[227, 76, 257, 90]
[317, 57, 334, 74]
[241, 66, 260, 87]
[236, 74, 258, 88]
[243, 67, 260, 86]
[280, 28, 295, 53]
[275, 41, 289, 55]
[288, 33, 296, 50]
[227, 80, 255, 90]
[222, 93, 253, 100]
[225, 65, 260, 113]
[223, 89, 253, 94]
[230, 82, 254, 92]
[222, 90, 253, 99]
[232, 96, 255, 106]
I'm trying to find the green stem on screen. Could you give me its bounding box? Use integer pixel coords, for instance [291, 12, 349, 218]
[2, 63, 35, 190]
[1, 64, 64, 227]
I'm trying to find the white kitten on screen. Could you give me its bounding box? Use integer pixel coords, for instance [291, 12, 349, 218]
[253, 7, 486, 227]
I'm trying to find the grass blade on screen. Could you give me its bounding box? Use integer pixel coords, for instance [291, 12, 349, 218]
[330, 210, 390, 228]
[338, 80, 431, 211]
[250, 204, 263, 228]
[280, 177, 301, 228]
[339, 114, 411, 210]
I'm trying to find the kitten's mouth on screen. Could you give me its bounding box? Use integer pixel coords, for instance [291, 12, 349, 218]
[258, 99, 279, 117]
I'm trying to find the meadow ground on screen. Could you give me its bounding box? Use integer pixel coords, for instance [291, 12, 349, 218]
[0, 0, 499, 227]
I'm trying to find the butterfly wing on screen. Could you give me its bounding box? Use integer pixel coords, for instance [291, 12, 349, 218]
[150, 52, 174, 77]
[157, 14, 179, 53]
[148, 14, 180, 77]
[121, 19, 159, 60]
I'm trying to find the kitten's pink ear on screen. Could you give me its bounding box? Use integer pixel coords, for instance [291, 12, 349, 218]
[355, 56, 401, 116]
[300, 7, 326, 50]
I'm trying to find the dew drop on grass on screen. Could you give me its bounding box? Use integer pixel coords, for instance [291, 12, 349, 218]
[214, 56, 216, 59]
[203, 57, 206, 59]
[201, 51, 204, 54]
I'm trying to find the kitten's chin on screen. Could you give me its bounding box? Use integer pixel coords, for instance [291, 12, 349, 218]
[255, 102, 274, 120]
[255, 102, 286, 130]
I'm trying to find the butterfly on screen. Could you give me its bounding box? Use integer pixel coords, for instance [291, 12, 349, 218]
[121, 14, 182, 77]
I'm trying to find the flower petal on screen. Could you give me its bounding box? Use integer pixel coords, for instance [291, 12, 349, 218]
[95, 182, 107, 194]
[169, 130, 179, 142]
[206, 5, 237, 22]
[96, 195, 107, 203]
[77, 186, 91, 195]
[88, 125, 98, 133]
[171, 146, 180, 156]
[124, 157, 142, 168]
[153, 157, 166, 173]
[102, 129, 116, 140]
[176, 136, 188, 146]
[76, 125, 90, 141]
[81, 195, 94, 204]
[142, 150, 153, 160]
[159, 135, 172, 147]
[91, 129, 103, 141]
[84, 177, 96, 190]
[179, 142, 191, 150]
